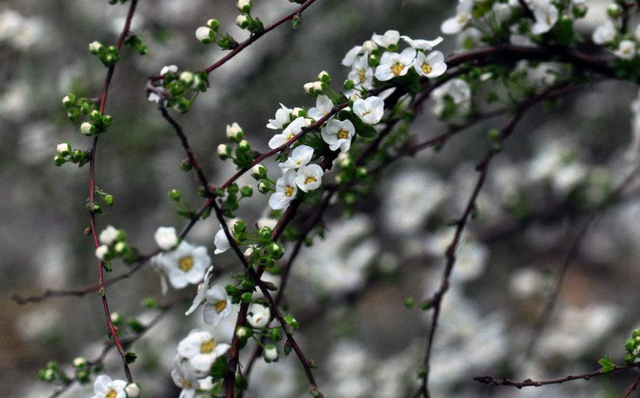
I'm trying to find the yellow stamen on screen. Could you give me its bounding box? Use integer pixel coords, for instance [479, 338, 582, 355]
[391, 62, 404, 76]
[106, 389, 117, 398]
[201, 338, 216, 354]
[358, 68, 366, 83]
[214, 300, 227, 313]
[181, 379, 192, 389]
[179, 256, 194, 272]
[421, 63, 432, 75]
[285, 186, 295, 197]
[337, 129, 350, 139]
[305, 177, 317, 184]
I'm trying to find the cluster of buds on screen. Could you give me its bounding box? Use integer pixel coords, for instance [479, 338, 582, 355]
[157, 67, 208, 114]
[217, 123, 255, 168]
[81, 110, 113, 136]
[89, 41, 119, 67]
[124, 34, 148, 55]
[54, 142, 91, 167]
[235, 0, 264, 34]
[62, 93, 97, 122]
[94, 226, 138, 268]
[624, 329, 640, 364]
[303, 71, 331, 96]
[218, 183, 253, 216]
[195, 18, 238, 50]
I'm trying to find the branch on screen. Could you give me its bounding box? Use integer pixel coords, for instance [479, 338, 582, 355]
[474, 363, 640, 388]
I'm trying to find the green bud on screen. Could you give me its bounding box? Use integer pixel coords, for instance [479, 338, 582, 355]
[625, 352, 636, 365]
[207, 18, 220, 30]
[169, 189, 182, 201]
[236, 326, 253, 341]
[237, 139, 251, 152]
[258, 180, 271, 194]
[104, 194, 115, 206]
[267, 242, 284, 259]
[343, 79, 355, 90]
[217, 144, 232, 160]
[318, 71, 331, 83]
[259, 226, 272, 241]
[626, 338, 635, 352]
[142, 297, 157, 308]
[251, 164, 267, 180]
[240, 186, 253, 197]
[54, 154, 66, 167]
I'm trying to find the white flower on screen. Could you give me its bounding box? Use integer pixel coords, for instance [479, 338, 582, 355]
[531, 0, 559, 35]
[400, 35, 443, 51]
[441, 0, 473, 34]
[152, 241, 210, 289]
[341, 45, 363, 66]
[178, 330, 230, 372]
[171, 363, 200, 398]
[348, 55, 374, 89]
[226, 122, 243, 139]
[148, 87, 164, 104]
[353, 96, 385, 125]
[372, 30, 400, 49]
[268, 117, 306, 149]
[362, 40, 378, 53]
[279, 145, 314, 171]
[91, 375, 127, 398]
[185, 265, 213, 313]
[80, 122, 94, 136]
[264, 345, 278, 361]
[100, 225, 118, 246]
[56, 142, 70, 156]
[269, 170, 298, 210]
[374, 48, 416, 81]
[155, 226, 178, 251]
[160, 65, 178, 76]
[295, 164, 324, 192]
[202, 285, 232, 327]
[247, 303, 271, 328]
[413, 50, 447, 78]
[321, 119, 355, 153]
[214, 228, 230, 255]
[124, 384, 140, 398]
[307, 95, 333, 121]
[615, 39, 636, 60]
[267, 103, 292, 130]
[95, 245, 109, 261]
[195, 26, 212, 43]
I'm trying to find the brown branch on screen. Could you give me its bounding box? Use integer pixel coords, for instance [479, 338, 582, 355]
[88, 0, 139, 384]
[623, 373, 640, 398]
[474, 363, 640, 388]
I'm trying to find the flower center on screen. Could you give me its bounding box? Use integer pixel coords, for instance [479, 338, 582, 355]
[457, 13, 468, 24]
[215, 300, 227, 313]
[357, 68, 366, 82]
[421, 63, 432, 74]
[285, 186, 295, 197]
[181, 379, 192, 389]
[201, 338, 216, 354]
[391, 62, 404, 76]
[285, 133, 294, 140]
[305, 177, 317, 184]
[546, 15, 552, 26]
[179, 256, 194, 272]
[337, 129, 350, 139]
[106, 389, 118, 398]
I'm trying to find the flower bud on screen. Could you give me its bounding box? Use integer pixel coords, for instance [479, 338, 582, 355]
[267, 242, 284, 259]
[607, 4, 622, 18]
[236, 14, 250, 29]
[72, 357, 87, 368]
[264, 345, 278, 361]
[237, 0, 252, 13]
[207, 19, 220, 30]
[251, 164, 267, 180]
[110, 312, 124, 324]
[80, 122, 95, 136]
[217, 144, 231, 160]
[244, 247, 255, 257]
[226, 122, 244, 141]
[318, 70, 331, 83]
[44, 369, 56, 382]
[115, 241, 126, 254]
[180, 71, 194, 85]
[125, 383, 140, 398]
[237, 139, 250, 151]
[96, 245, 109, 260]
[195, 26, 213, 43]
[57, 142, 71, 155]
[312, 81, 324, 94]
[236, 326, 253, 341]
[89, 41, 104, 54]
[258, 180, 271, 194]
[62, 94, 75, 108]
[303, 82, 315, 95]
[292, 107, 306, 118]
[169, 189, 182, 201]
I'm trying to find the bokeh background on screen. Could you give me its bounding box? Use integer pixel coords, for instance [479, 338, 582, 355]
[2, 0, 640, 397]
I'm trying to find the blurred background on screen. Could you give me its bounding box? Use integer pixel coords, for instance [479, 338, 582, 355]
[2, 0, 640, 397]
